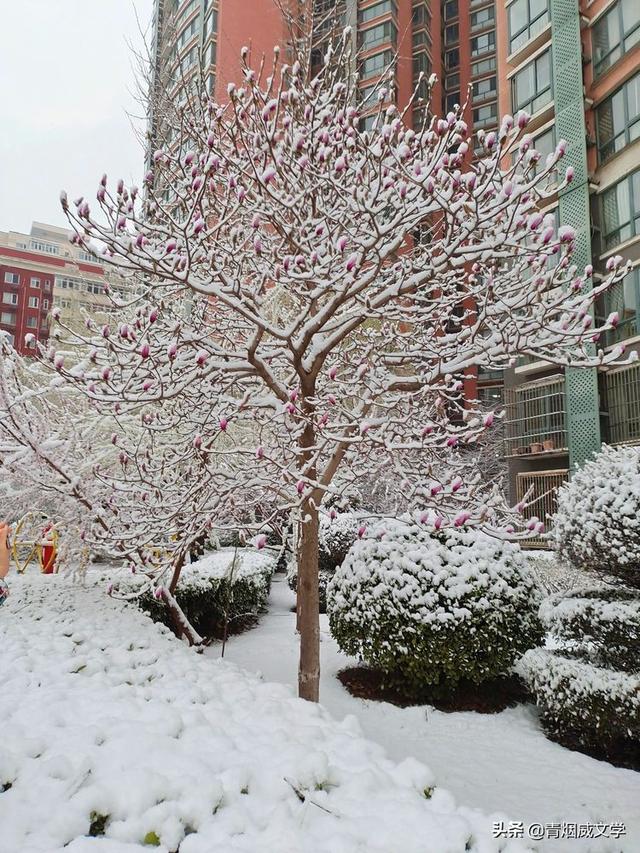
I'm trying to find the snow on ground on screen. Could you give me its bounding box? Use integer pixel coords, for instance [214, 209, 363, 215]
[0, 573, 532, 853]
[211, 577, 640, 853]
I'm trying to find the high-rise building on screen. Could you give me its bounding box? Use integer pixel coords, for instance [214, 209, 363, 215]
[0, 223, 115, 351]
[495, 0, 640, 538]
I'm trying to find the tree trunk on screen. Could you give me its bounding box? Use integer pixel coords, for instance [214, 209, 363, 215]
[297, 501, 320, 701]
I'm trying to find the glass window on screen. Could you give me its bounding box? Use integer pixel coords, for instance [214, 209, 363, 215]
[446, 91, 461, 111]
[26, 316, 37, 328]
[359, 49, 394, 79]
[43, 299, 50, 310]
[1, 312, 16, 325]
[28, 296, 40, 308]
[471, 6, 495, 32]
[2, 292, 18, 305]
[472, 75, 497, 101]
[413, 50, 431, 80]
[602, 169, 640, 249]
[359, 21, 397, 50]
[511, 50, 552, 114]
[445, 48, 460, 69]
[445, 24, 459, 44]
[31, 277, 40, 288]
[4, 272, 19, 284]
[203, 9, 217, 39]
[593, 0, 640, 78]
[412, 2, 430, 27]
[359, 0, 395, 24]
[44, 281, 51, 291]
[509, 0, 550, 53]
[473, 102, 498, 127]
[470, 30, 495, 56]
[443, 0, 458, 20]
[603, 266, 640, 345]
[597, 73, 640, 163]
[471, 56, 496, 76]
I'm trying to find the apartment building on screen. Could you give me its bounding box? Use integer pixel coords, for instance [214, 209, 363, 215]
[0, 223, 115, 350]
[494, 0, 640, 536]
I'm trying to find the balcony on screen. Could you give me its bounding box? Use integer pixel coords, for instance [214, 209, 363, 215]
[602, 362, 640, 446]
[504, 375, 568, 458]
[516, 468, 569, 548]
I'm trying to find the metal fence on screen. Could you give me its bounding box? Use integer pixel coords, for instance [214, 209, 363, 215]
[504, 375, 568, 458]
[602, 362, 640, 446]
[516, 468, 570, 548]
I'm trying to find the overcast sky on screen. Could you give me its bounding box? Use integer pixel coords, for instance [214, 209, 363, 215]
[0, 0, 154, 235]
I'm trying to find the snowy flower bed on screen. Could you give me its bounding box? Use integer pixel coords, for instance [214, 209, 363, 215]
[327, 519, 542, 691]
[92, 548, 277, 639]
[552, 444, 640, 587]
[0, 575, 532, 853]
[517, 649, 640, 747]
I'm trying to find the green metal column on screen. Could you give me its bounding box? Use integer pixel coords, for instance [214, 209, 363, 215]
[551, 0, 601, 471]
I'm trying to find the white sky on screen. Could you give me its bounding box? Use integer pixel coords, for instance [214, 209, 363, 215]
[0, 0, 155, 235]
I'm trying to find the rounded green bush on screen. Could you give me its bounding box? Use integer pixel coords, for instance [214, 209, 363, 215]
[327, 519, 542, 692]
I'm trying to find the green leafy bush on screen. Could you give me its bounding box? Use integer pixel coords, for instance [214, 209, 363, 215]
[327, 519, 542, 692]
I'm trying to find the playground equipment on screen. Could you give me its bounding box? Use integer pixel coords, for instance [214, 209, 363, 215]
[11, 513, 59, 574]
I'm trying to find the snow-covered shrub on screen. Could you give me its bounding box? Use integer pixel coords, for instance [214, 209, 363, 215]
[287, 562, 334, 613]
[519, 585, 639, 759]
[327, 520, 543, 692]
[539, 587, 640, 671]
[319, 512, 361, 572]
[517, 649, 640, 751]
[552, 444, 640, 587]
[106, 549, 276, 638]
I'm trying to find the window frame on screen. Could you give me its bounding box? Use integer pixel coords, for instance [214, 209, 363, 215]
[596, 72, 640, 164]
[601, 169, 640, 250]
[593, 0, 640, 79]
[511, 49, 553, 115]
[508, 0, 550, 54]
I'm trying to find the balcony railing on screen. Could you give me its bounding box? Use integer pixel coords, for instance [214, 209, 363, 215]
[516, 468, 569, 548]
[602, 362, 640, 446]
[504, 375, 567, 457]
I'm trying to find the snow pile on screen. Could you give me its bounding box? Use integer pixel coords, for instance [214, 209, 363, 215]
[0, 575, 531, 853]
[552, 444, 640, 587]
[327, 519, 542, 691]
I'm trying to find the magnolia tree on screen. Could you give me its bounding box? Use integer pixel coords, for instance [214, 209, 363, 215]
[47, 31, 628, 700]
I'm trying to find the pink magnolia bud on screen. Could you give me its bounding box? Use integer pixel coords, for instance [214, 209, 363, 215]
[607, 312, 619, 328]
[329, 508, 337, 520]
[357, 525, 366, 539]
[451, 476, 463, 492]
[154, 587, 163, 600]
[111, 433, 118, 445]
[454, 511, 470, 527]
[585, 264, 593, 277]
[194, 218, 205, 234]
[139, 343, 150, 359]
[335, 155, 347, 173]
[289, 389, 298, 402]
[166, 239, 177, 253]
[421, 425, 433, 437]
[565, 166, 574, 183]
[296, 480, 305, 495]
[101, 366, 112, 381]
[483, 412, 494, 427]
[328, 394, 336, 405]
[419, 511, 429, 524]
[142, 379, 153, 391]
[256, 534, 267, 550]
[433, 516, 443, 530]
[360, 422, 370, 434]
[117, 179, 124, 194]
[168, 342, 177, 360]
[346, 254, 358, 273]
[336, 236, 347, 252]
[254, 236, 263, 254]
[430, 484, 443, 496]
[185, 151, 195, 166]
[196, 350, 208, 366]
[517, 111, 529, 129]
[194, 435, 203, 449]
[328, 366, 337, 380]
[285, 402, 295, 414]
[149, 309, 158, 323]
[528, 213, 543, 231]
[319, 411, 329, 426]
[219, 417, 228, 431]
[446, 436, 458, 447]
[51, 307, 61, 321]
[261, 166, 276, 183]
[256, 446, 264, 459]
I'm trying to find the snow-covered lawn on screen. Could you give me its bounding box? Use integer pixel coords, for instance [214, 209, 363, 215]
[1, 573, 532, 853]
[211, 577, 640, 853]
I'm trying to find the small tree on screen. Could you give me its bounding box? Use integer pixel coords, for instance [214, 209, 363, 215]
[48, 32, 626, 700]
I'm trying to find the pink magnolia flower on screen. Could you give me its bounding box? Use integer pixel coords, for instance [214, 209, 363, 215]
[255, 534, 267, 550]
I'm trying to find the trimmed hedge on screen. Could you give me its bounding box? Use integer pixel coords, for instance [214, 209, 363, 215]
[327, 519, 543, 693]
[552, 444, 640, 587]
[107, 549, 276, 638]
[517, 649, 640, 751]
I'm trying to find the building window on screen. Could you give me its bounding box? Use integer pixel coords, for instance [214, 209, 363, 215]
[508, 0, 549, 53]
[511, 50, 552, 115]
[359, 49, 393, 79]
[359, 21, 397, 50]
[30, 240, 59, 255]
[43, 299, 50, 309]
[471, 56, 496, 76]
[473, 102, 498, 128]
[412, 2, 430, 27]
[412, 28, 431, 48]
[443, 0, 458, 20]
[44, 280, 51, 292]
[601, 169, 640, 250]
[31, 277, 40, 288]
[470, 30, 495, 57]
[28, 296, 39, 308]
[445, 48, 460, 69]
[0, 312, 16, 325]
[445, 24, 459, 44]
[359, 0, 395, 24]
[471, 6, 495, 33]
[593, 0, 640, 78]
[26, 316, 37, 328]
[413, 50, 431, 80]
[472, 75, 497, 101]
[596, 73, 640, 164]
[446, 92, 461, 111]
[2, 293, 18, 305]
[4, 272, 19, 285]
[603, 266, 640, 346]
[203, 8, 218, 40]
[360, 113, 378, 132]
